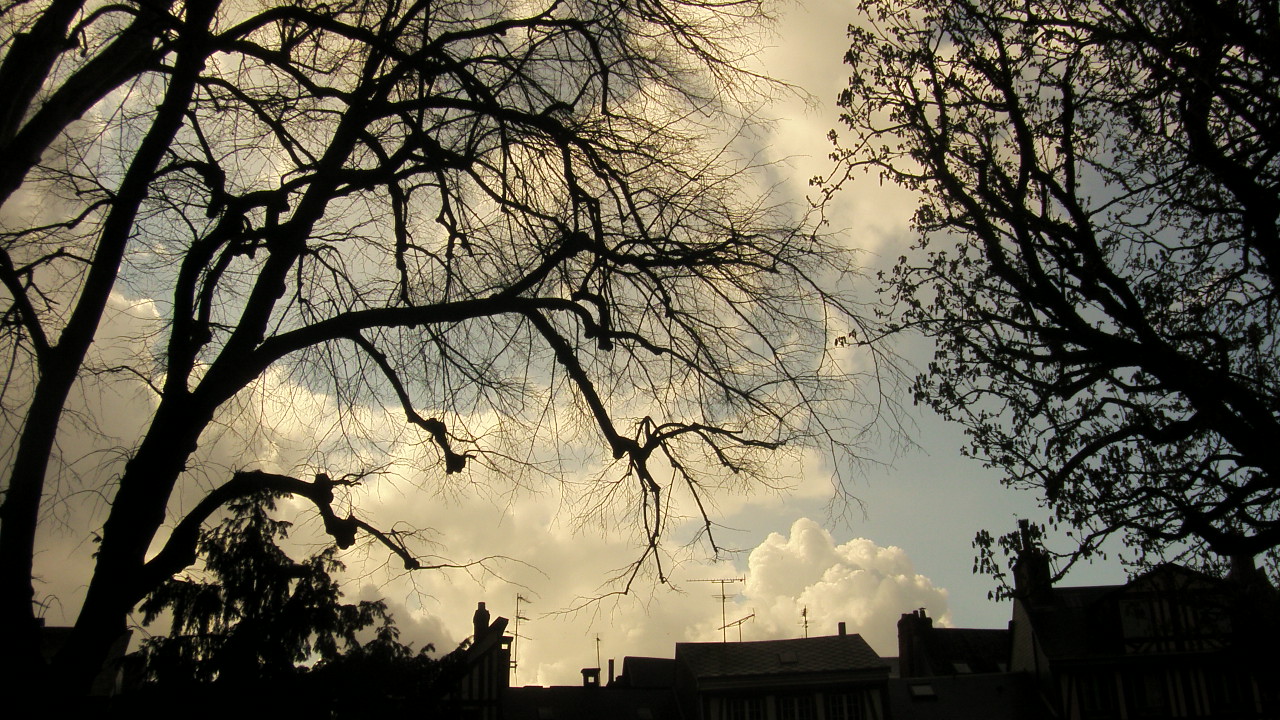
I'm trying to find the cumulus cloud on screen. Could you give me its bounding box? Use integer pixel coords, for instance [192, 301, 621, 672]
[336, 511, 951, 686]
[725, 518, 950, 655]
[748, 0, 919, 256]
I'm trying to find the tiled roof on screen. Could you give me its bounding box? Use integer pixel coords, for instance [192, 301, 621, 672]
[676, 634, 887, 680]
[888, 673, 1039, 720]
[920, 628, 1010, 674]
[616, 657, 677, 688]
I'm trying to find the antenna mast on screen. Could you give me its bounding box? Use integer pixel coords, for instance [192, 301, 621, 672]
[511, 594, 530, 683]
[719, 611, 756, 642]
[690, 577, 745, 642]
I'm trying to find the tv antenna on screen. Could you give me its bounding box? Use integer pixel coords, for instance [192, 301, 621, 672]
[511, 594, 530, 682]
[690, 577, 745, 642]
[801, 605, 809, 638]
[719, 611, 756, 642]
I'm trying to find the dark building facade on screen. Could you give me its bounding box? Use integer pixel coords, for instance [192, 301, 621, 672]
[1010, 555, 1278, 719]
[446, 601, 514, 720]
[673, 629, 890, 720]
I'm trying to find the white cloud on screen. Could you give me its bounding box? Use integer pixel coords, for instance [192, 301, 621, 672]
[700, 518, 950, 655]
[333, 509, 950, 686]
[747, 0, 920, 256]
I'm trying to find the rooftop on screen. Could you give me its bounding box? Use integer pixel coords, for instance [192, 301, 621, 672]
[676, 633, 888, 680]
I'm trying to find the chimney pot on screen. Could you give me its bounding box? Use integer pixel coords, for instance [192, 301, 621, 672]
[838, 622, 847, 636]
[473, 601, 490, 640]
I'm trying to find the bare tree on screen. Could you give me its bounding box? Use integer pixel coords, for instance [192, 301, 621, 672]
[834, 0, 1280, 586]
[0, 0, 884, 694]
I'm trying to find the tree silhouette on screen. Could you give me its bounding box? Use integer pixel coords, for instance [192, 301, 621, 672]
[137, 491, 461, 715]
[834, 0, 1280, 584]
[138, 491, 390, 687]
[0, 0, 888, 694]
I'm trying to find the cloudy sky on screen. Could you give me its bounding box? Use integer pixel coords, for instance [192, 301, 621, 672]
[21, 0, 1133, 687]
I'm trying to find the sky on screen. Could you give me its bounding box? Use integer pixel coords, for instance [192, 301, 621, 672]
[19, 0, 1133, 688]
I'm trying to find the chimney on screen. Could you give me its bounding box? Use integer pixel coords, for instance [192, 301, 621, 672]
[473, 601, 491, 640]
[897, 608, 932, 678]
[1012, 520, 1052, 601]
[608, 658, 615, 685]
[838, 622, 847, 636]
[582, 667, 601, 688]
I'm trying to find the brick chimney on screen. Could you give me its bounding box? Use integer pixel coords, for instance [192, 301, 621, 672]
[1012, 520, 1052, 601]
[897, 608, 933, 678]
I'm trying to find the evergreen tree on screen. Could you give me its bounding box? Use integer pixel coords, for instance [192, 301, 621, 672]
[139, 492, 393, 688]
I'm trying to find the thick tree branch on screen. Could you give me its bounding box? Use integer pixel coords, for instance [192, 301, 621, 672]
[140, 469, 442, 597]
[347, 333, 469, 474]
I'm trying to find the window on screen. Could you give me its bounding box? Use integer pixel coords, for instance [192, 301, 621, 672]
[825, 689, 884, 720]
[1120, 590, 1231, 653]
[908, 684, 936, 700]
[825, 692, 853, 720]
[1123, 670, 1171, 718]
[777, 693, 816, 720]
[1205, 668, 1254, 716]
[1120, 597, 1161, 640]
[720, 696, 765, 720]
[1075, 673, 1120, 720]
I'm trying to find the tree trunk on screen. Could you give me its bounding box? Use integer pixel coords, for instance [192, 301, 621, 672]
[0, 0, 220, 694]
[0, 362, 85, 686]
[51, 391, 216, 692]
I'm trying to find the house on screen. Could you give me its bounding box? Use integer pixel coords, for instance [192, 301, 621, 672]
[505, 656, 681, 720]
[890, 609, 1034, 720]
[482, 545, 1278, 720]
[886, 673, 1036, 720]
[674, 624, 891, 720]
[502, 627, 890, 720]
[443, 601, 514, 720]
[896, 608, 1010, 677]
[1009, 539, 1279, 719]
